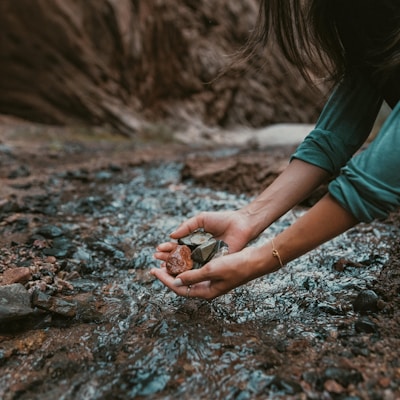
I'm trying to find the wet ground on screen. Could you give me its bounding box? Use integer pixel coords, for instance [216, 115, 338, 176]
[1, 121, 400, 399]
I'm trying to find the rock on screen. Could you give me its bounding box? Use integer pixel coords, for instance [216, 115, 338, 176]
[35, 225, 64, 238]
[8, 165, 30, 179]
[267, 376, 303, 395]
[355, 316, 379, 334]
[31, 290, 77, 318]
[324, 379, 345, 394]
[0, 1, 323, 136]
[318, 303, 344, 315]
[0, 284, 34, 322]
[43, 237, 74, 258]
[323, 367, 363, 388]
[333, 258, 364, 272]
[1, 267, 32, 286]
[166, 245, 193, 276]
[353, 289, 380, 314]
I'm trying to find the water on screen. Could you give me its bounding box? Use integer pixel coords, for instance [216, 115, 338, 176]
[2, 160, 394, 399]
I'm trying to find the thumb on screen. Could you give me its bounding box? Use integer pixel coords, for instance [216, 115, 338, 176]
[170, 215, 207, 239]
[174, 263, 214, 287]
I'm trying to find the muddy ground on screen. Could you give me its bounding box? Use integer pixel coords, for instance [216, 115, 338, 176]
[0, 120, 400, 400]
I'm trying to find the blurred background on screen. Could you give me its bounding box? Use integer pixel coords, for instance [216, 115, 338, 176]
[0, 0, 326, 140]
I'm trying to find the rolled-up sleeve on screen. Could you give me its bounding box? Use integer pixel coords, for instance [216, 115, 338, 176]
[289, 74, 400, 222]
[329, 101, 400, 222]
[292, 75, 383, 174]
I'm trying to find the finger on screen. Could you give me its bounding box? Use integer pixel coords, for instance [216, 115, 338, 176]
[170, 213, 206, 238]
[150, 267, 190, 295]
[156, 242, 177, 252]
[183, 281, 213, 299]
[174, 262, 217, 287]
[153, 251, 170, 262]
[150, 267, 213, 299]
[175, 251, 245, 287]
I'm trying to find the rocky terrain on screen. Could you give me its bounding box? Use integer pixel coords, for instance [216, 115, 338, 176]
[0, 120, 399, 399]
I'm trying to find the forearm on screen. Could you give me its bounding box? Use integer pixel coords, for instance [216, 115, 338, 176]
[240, 159, 330, 238]
[152, 193, 359, 300]
[259, 193, 359, 272]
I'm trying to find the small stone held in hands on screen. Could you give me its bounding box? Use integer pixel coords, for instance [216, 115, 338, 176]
[166, 245, 193, 276]
[165, 230, 229, 276]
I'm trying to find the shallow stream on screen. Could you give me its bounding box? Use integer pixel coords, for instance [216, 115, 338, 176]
[0, 159, 394, 399]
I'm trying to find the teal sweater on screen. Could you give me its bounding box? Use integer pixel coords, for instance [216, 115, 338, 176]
[292, 75, 400, 222]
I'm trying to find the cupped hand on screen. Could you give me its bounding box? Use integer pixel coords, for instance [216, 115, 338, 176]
[153, 209, 254, 268]
[170, 210, 255, 253]
[151, 246, 271, 300]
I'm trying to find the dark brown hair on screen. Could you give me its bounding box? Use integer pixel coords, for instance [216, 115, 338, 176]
[249, 0, 400, 89]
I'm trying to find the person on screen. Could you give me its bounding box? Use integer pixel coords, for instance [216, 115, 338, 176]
[151, 0, 400, 300]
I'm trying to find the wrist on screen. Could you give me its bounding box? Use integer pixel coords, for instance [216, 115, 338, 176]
[241, 244, 281, 281]
[236, 206, 271, 240]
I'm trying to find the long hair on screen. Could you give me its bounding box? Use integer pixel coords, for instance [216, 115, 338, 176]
[249, 0, 400, 89]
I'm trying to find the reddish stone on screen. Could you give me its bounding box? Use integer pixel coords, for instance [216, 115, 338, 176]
[166, 245, 193, 276]
[1, 267, 32, 286]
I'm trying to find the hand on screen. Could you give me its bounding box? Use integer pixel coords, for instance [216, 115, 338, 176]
[170, 210, 255, 253]
[151, 246, 276, 300]
[153, 210, 254, 272]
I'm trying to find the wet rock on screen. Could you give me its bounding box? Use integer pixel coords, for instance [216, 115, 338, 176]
[245, 370, 275, 394]
[302, 370, 319, 386]
[76, 196, 107, 213]
[353, 289, 380, 314]
[43, 237, 74, 258]
[266, 376, 303, 395]
[95, 170, 113, 181]
[72, 248, 92, 263]
[355, 316, 379, 334]
[35, 225, 64, 238]
[1, 267, 32, 285]
[0, 214, 29, 231]
[0, 284, 34, 322]
[26, 280, 48, 293]
[0, 197, 22, 214]
[32, 290, 77, 317]
[166, 245, 193, 276]
[333, 258, 364, 272]
[318, 302, 344, 315]
[322, 366, 363, 388]
[86, 239, 124, 259]
[63, 168, 90, 182]
[66, 278, 98, 292]
[324, 379, 345, 394]
[75, 294, 103, 322]
[8, 165, 30, 179]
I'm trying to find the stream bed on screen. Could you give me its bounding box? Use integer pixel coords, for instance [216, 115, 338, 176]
[0, 147, 399, 399]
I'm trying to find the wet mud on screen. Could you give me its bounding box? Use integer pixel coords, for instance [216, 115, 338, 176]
[0, 127, 400, 399]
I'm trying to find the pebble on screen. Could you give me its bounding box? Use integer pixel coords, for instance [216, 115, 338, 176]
[0, 267, 32, 286]
[323, 366, 363, 387]
[353, 290, 379, 314]
[324, 379, 345, 394]
[166, 245, 193, 276]
[355, 316, 379, 334]
[8, 165, 30, 179]
[35, 225, 64, 238]
[0, 284, 34, 322]
[31, 290, 77, 317]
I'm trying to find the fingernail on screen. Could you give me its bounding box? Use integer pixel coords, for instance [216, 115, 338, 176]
[173, 278, 183, 287]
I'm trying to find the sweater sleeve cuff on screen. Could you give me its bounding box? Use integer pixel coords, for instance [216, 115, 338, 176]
[291, 128, 359, 175]
[328, 164, 400, 223]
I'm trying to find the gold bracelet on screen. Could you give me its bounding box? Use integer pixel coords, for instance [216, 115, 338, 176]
[271, 238, 284, 269]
